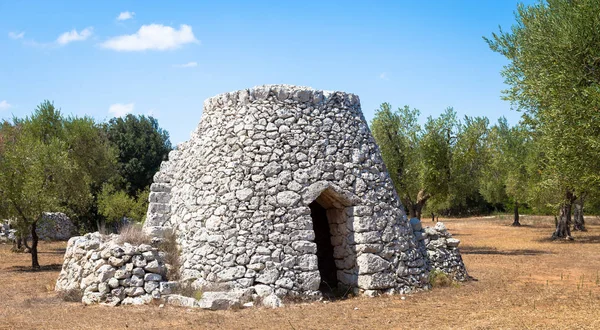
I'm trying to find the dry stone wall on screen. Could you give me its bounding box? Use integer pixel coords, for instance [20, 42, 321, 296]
[410, 218, 469, 281]
[56, 233, 174, 306]
[1, 212, 76, 243]
[144, 85, 429, 297]
[37, 212, 77, 241]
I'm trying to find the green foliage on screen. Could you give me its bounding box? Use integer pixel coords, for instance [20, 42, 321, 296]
[371, 103, 424, 216]
[372, 104, 490, 217]
[105, 114, 172, 197]
[480, 118, 532, 208]
[0, 102, 98, 266]
[97, 184, 148, 224]
[485, 0, 600, 205]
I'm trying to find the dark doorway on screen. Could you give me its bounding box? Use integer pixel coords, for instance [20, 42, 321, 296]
[309, 200, 338, 293]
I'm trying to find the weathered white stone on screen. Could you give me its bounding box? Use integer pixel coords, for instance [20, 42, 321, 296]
[446, 238, 460, 247]
[254, 284, 273, 297]
[261, 293, 284, 308]
[196, 291, 247, 310]
[357, 254, 390, 275]
[276, 191, 301, 207]
[256, 268, 279, 284]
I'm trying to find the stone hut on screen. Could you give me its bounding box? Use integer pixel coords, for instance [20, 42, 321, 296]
[143, 85, 430, 297]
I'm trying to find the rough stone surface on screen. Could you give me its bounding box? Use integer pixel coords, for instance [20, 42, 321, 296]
[37, 212, 77, 241]
[411, 219, 469, 281]
[261, 293, 284, 308]
[0, 220, 17, 244]
[55, 232, 171, 306]
[1, 212, 76, 243]
[143, 85, 430, 297]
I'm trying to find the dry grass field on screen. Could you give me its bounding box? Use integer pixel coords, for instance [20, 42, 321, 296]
[2, 216, 600, 330]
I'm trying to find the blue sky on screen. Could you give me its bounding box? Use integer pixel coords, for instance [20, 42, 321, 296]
[0, 0, 533, 145]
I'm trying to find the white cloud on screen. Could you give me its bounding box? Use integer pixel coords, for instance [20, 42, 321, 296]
[108, 103, 134, 117]
[0, 100, 11, 110]
[57, 27, 93, 45]
[379, 72, 389, 80]
[8, 31, 25, 40]
[173, 61, 198, 68]
[100, 24, 198, 51]
[117, 11, 135, 21]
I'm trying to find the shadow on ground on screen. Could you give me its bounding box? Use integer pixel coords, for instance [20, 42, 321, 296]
[9, 263, 63, 273]
[461, 246, 552, 256]
[39, 247, 67, 255]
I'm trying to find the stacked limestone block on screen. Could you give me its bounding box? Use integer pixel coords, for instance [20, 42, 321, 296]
[56, 233, 175, 306]
[37, 212, 77, 241]
[144, 159, 176, 240]
[410, 219, 469, 282]
[144, 84, 429, 297]
[0, 220, 16, 244]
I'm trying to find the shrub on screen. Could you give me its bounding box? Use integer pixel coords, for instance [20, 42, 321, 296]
[429, 269, 454, 288]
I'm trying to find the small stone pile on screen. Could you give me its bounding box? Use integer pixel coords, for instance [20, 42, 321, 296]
[0, 220, 16, 244]
[37, 212, 77, 241]
[55, 232, 175, 306]
[410, 218, 468, 282]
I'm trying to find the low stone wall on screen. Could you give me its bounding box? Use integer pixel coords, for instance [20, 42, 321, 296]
[56, 218, 469, 309]
[55, 233, 175, 306]
[1, 213, 76, 243]
[38, 212, 77, 241]
[410, 219, 469, 282]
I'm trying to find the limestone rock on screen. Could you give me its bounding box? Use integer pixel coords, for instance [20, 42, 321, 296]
[261, 293, 284, 308]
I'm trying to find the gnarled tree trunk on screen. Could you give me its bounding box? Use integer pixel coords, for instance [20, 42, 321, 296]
[512, 201, 521, 226]
[552, 191, 575, 239]
[572, 195, 586, 231]
[411, 190, 431, 220]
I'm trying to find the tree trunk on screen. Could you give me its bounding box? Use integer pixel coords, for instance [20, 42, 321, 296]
[512, 202, 521, 226]
[552, 191, 575, 240]
[405, 203, 416, 219]
[412, 190, 431, 220]
[30, 221, 40, 269]
[414, 203, 424, 220]
[22, 234, 31, 250]
[573, 195, 586, 231]
[432, 212, 435, 222]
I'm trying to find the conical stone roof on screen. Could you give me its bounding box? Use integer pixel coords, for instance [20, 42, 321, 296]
[144, 85, 428, 297]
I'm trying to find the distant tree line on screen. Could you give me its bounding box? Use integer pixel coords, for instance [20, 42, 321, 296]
[0, 101, 171, 268]
[373, 0, 600, 240]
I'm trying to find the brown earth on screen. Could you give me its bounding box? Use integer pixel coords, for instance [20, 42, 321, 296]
[1, 216, 600, 330]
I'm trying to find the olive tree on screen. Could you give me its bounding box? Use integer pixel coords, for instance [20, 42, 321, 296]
[485, 0, 600, 238]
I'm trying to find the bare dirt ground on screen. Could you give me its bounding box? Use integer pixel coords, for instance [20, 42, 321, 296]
[2, 216, 600, 330]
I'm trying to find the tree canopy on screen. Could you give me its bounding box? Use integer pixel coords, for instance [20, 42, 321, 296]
[485, 0, 600, 238]
[371, 104, 489, 219]
[105, 114, 172, 197]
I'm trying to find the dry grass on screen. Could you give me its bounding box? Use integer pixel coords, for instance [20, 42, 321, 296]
[428, 269, 456, 288]
[116, 223, 152, 246]
[159, 230, 181, 281]
[2, 216, 600, 329]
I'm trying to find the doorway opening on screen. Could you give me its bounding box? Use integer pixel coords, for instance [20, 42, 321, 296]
[309, 200, 338, 293]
